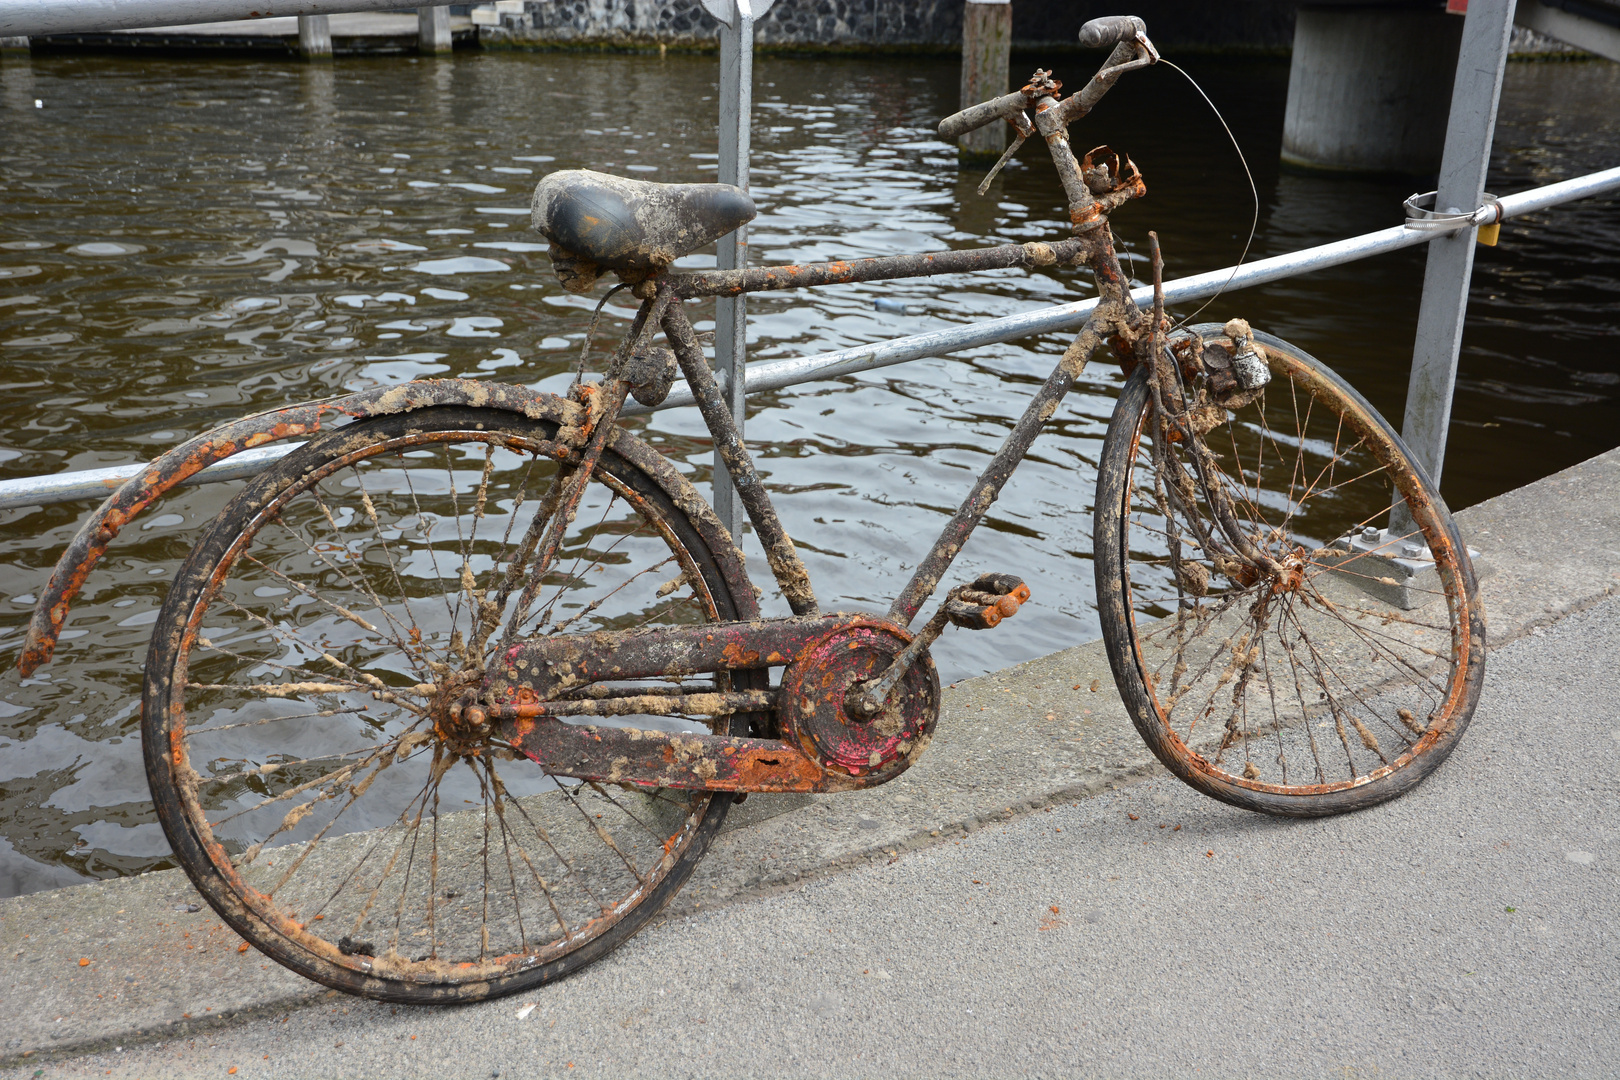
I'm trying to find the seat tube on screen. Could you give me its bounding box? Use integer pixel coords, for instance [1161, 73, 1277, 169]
[659, 292, 820, 617]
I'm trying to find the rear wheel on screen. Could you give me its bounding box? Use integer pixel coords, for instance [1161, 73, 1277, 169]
[1094, 327, 1485, 816]
[143, 405, 757, 1002]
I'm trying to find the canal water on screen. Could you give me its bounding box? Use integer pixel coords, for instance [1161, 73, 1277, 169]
[1, 49, 1616, 895]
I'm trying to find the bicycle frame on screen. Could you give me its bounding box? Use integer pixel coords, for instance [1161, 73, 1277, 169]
[599, 61, 1160, 625]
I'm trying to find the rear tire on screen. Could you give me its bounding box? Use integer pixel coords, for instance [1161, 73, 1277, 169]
[143, 405, 757, 1002]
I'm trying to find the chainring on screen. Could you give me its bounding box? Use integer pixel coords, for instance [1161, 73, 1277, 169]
[777, 617, 939, 786]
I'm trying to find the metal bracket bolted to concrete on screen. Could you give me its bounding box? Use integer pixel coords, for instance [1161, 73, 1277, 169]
[1321, 526, 1486, 610]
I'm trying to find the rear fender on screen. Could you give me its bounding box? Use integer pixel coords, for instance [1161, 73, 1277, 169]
[17, 379, 589, 677]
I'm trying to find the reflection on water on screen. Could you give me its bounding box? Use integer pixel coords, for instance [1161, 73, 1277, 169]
[0, 50, 1616, 895]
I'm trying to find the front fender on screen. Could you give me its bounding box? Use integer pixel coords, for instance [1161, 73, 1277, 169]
[18, 379, 588, 677]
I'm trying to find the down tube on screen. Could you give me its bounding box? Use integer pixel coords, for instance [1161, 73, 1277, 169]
[888, 323, 1104, 626]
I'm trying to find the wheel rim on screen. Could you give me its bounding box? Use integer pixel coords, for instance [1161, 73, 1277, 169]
[158, 422, 735, 986]
[1116, 338, 1478, 797]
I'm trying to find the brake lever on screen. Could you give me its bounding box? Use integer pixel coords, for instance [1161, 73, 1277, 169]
[1091, 38, 1159, 84]
[975, 111, 1035, 195]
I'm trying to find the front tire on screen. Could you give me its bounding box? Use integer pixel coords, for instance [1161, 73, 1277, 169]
[1094, 327, 1485, 817]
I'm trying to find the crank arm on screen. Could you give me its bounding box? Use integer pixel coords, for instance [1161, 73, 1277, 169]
[501, 714, 847, 793]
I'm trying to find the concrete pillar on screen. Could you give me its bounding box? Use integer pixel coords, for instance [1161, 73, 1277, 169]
[1281, 4, 1464, 175]
[297, 14, 333, 60]
[959, 0, 1011, 160]
[418, 6, 452, 54]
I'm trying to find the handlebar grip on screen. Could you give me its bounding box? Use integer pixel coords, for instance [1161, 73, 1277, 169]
[937, 89, 1028, 141]
[1078, 15, 1146, 48]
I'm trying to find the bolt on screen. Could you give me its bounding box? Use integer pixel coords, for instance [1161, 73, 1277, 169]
[1401, 543, 1423, 558]
[1361, 527, 1380, 542]
[844, 689, 878, 722]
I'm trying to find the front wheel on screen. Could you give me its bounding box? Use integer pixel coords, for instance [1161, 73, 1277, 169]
[1094, 326, 1484, 817]
[142, 405, 758, 1002]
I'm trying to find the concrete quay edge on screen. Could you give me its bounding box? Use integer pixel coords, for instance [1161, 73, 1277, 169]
[3, 444, 1617, 1067]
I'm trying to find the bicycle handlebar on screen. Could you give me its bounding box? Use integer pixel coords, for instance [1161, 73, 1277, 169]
[937, 89, 1031, 141]
[937, 16, 1152, 141]
[1078, 15, 1146, 49]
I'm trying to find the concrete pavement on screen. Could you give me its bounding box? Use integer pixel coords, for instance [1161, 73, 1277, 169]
[15, 590, 1620, 1078]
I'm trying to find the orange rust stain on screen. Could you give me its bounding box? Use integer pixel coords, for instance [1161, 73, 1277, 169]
[721, 641, 760, 667]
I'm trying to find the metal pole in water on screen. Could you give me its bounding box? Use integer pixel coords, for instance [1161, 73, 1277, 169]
[297, 13, 332, 59]
[959, 0, 1011, 160]
[418, 5, 451, 54]
[1393, 0, 1516, 535]
[705, 0, 770, 542]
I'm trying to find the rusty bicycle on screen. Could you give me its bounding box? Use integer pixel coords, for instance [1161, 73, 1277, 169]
[17, 15, 1483, 1003]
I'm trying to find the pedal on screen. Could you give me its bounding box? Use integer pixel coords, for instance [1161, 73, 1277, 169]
[945, 572, 1031, 630]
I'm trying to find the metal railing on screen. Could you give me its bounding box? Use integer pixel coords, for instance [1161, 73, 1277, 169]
[1, 164, 1617, 512]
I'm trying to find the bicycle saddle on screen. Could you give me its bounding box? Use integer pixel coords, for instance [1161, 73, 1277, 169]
[530, 169, 755, 278]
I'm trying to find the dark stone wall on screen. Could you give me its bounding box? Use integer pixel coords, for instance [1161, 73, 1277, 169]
[501, 1, 1298, 51]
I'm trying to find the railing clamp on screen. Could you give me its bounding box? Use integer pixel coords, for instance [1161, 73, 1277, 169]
[1403, 190, 1505, 231]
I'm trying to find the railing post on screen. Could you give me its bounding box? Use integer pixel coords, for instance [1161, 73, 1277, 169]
[1392, 0, 1516, 534]
[418, 5, 452, 55]
[704, 0, 771, 542]
[297, 14, 333, 59]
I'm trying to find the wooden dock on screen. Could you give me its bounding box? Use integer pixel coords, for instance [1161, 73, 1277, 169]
[31, 13, 478, 57]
